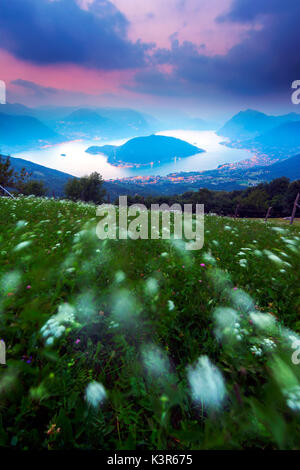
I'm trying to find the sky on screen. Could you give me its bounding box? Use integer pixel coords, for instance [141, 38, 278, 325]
[0, 0, 299, 118]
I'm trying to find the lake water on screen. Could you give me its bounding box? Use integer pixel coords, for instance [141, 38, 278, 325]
[14, 130, 254, 179]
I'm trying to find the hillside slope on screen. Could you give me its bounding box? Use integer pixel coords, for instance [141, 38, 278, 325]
[218, 109, 300, 141]
[0, 113, 62, 151]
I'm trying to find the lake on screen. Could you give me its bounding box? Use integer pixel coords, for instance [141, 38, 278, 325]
[14, 130, 254, 179]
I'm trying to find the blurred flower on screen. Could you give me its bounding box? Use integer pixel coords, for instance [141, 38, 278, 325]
[0, 270, 22, 296]
[115, 270, 126, 284]
[41, 303, 75, 344]
[13, 241, 32, 252]
[145, 278, 159, 295]
[250, 345, 263, 356]
[142, 344, 171, 378]
[85, 381, 106, 408]
[187, 356, 227, 410]
[249, 312, 277, 333]
[214, 307, 239, 342]
[230, 288, 254, 314]
[284, 386, 300, 412]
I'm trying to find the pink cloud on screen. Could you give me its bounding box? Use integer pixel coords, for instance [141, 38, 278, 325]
[110, 0, 255, 55]
[0, 48, 136, 105]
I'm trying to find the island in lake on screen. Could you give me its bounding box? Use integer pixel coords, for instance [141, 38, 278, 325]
[85, 134, 205, 167]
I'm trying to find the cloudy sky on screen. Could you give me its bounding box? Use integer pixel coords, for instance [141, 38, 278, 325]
[0, 0, 299, 116]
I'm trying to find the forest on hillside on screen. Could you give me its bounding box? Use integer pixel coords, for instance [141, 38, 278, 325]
[127, 177, 300, 218]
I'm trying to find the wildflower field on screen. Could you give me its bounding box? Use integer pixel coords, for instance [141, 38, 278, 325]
[0, 196, 300, 450]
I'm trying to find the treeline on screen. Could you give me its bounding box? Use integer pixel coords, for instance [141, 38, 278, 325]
[0, 154, 48, 196]
[127, 177, 300, 218]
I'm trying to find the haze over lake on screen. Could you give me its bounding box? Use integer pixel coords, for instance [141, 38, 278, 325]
[14, 130, 255, 179]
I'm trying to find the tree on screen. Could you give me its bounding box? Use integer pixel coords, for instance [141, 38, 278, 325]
[65, 172, 106, 204]
[21, 180, 47, 197]
[0, 155, 15, 187]
[0, 154, 30, 191]
[267, 177, 290, 198]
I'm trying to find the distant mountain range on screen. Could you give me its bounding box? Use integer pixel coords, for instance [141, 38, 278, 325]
[241, 121, 300, 155]
[53, 107, 157, 140]
[86, 135, 204, 165]
[0, 103, 160, 151]
[0, 112, 62, 152]
[0, 102, 217, 146]
[218, 109, 300, 141]
[1, 104, 299, 199]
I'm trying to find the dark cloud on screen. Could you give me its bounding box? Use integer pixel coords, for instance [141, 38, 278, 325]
[131, 0, 300, 98]
[217, 0, 288, 23]
[124, 68, 192, 97]
[11, 79, 57, 98]
[0, 0, 152, 69]
[8, 78, 122, 106]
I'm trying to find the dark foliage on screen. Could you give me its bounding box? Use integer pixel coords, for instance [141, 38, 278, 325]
[127, 177, 300, 218]
[65, 172, 106, 204]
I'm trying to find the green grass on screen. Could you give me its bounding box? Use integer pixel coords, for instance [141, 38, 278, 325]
[0, 196, 300, 450]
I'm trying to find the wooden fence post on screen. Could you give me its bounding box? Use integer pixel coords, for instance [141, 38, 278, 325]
[264, 206, 272, 222]
[290, 193, 300, 225]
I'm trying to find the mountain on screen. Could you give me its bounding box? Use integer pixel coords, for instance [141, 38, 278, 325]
[94, 108, 157, 132]
[55, 108, 116, 139]
[228, 121, 300, 158]
[37, 106, 159, 140]
[0, 112, 62, 151]
[218, 109, 300, 141]
[257, 153, 300, 181]
[66, 109, 110, 125]
[8, 156, 73, 196]
[86, 134, 204, 165]
[0, 102, 36, 117]
[247, 121, 300, 150]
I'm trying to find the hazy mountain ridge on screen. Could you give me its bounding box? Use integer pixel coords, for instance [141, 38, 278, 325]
[218, 109, 300, 141]
[42, 106, 159, 140]
[0, 112, 63, 152]
[243, 121, 300, 154]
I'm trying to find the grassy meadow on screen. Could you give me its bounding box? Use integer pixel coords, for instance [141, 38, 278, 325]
[0, 195, 300, 450]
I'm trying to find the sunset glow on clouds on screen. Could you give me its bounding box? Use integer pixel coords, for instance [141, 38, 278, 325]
[0, 0, 299, 111]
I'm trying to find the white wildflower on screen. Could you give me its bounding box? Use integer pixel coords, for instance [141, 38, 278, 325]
[213, 307, 239, 341]
[14, 240, 32, 252]
[142, 344, 171, 377]
[85, 381, 107, 408]
[187, 356, 227, 410]
[250, 312, 277, 333]
[283, 386, 300, 412]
